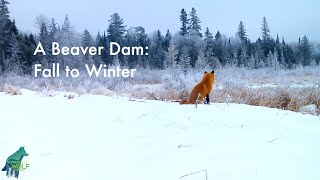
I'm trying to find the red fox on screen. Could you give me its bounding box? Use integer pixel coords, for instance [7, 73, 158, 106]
[180, 70, 215, 105]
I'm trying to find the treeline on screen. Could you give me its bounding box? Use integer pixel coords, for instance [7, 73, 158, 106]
[0, 0, 319, 75]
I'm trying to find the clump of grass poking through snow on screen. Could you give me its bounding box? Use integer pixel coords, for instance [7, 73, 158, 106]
[2, 84, 22, 95]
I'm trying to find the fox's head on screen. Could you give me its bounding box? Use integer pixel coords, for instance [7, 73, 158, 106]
[204, 70, 214, 74]
[17, 147, 28, 157]
[202, 70, 215, 84]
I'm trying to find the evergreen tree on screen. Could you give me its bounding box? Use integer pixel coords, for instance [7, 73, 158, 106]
[280, 50, 286, 69]
[204, 27, 213, 52]
[248, 55, 255, 69]
[164, 29, 171, 51]
[300, 35, 311, 66]
[188, 8, 202, 37]
[134, 26, 149, 68]
[164, 41, 178, 68]
[179, 8, 189, 36]
[187, 30, 203, 67]
[215, 31, 221, 40]
[62, 14, 71, 34]
[107, 13, 126, 43]
[59, 14, 79, 67]
[6, 34, 24, 74]
[38, 22, 51, 64]
[276, 34, 280, 44]
[149, 30, 165, 69]
[204, 27, 213, 43]
[229, 51, 239, 67]
[48, 18, 58, 42]
[261, 17, 271, 42]
[112, 54, 120, 66]
[261, 17, 275, 56]
[266, 51, 274, 67]
[92, 32, 102, 65]
[237, 21, 247, 43]
[82, 29, 93, 63]
[272, 49, 280, 69]
[195, 49, 207, 69]
[0, 0, 17, 59]
[211, 56, 221, 69]
[213, 31, 226, 65]
[0, 0, 9, 20]
[179, 46, 191, 76]
[0, 0, 10, 69]
[239, 46, 248, 67]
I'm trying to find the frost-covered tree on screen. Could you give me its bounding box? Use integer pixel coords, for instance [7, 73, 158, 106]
[239, 46, 248, 67]
[187, 29, 203, 67]
[82, 29, 93, 64]
[230, 51, 238, 67]
[212, 31, 227, 65]
[237, 21, 247, 43]
[204, 27, 213, 43]
[261, 17, 275, 56]
[179, 47, 191, 76]
[107, 13, 126, 43]
[300, 35, 311, 66]
[280, 50, 286, 69]
[0, 0, 17, 59]
[39, 22, 50, 54]
[261, 17, 271, 42]
[211, 56, 221, 69]
[195, 49, 208, 69]
[0, 0, 9, 21]
[6, 34, 24, 74]
[204, 27, 213, 52]
[134, 26, 148, 68]
[248, 55, 255, 69]
[164, 29, 171, 51]
[164, 41, 178, 68]
[48, 18, 58, 42]
[58, 14, 81, 67]
[188, 8, 202, 37]
[149, 30, 165, 69]
[272, 50, 280, 69]
[112, 54, 120, 66]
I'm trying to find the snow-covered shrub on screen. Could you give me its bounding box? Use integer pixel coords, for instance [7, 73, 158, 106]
[3, 84, 22, 95]
[90, 86, 116, 96]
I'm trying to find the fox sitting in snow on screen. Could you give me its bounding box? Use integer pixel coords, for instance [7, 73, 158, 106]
[180, 70, 215, 105]
[2, 147, 28, 179]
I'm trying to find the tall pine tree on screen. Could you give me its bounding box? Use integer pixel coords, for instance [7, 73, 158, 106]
[179, 9, 189, 36]
[107, 13, 126, 43]
[237, 21, 247, 43]
[188, 8, 202, 37]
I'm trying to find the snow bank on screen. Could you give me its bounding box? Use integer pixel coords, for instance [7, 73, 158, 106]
[0, 91, 319, 180]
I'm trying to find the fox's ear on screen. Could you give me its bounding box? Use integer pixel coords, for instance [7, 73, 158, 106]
[211, 70, 214, 74]
[204, 71, 207, 74]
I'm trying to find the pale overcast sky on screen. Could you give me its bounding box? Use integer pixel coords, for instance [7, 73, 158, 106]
[8, 0, 320, 42]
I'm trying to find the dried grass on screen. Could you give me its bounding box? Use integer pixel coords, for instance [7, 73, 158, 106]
[3, 84, 22, 95]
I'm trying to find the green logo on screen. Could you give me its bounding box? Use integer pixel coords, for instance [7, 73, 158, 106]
[8, 161, 30, 171]
[2, 147, 29, 178]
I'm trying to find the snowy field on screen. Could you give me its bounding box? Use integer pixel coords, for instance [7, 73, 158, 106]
[1, 90, 320, 180]
[1, 67, 319, 115]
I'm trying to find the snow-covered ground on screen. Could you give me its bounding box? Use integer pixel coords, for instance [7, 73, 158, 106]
[0, 90, 320, 180]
